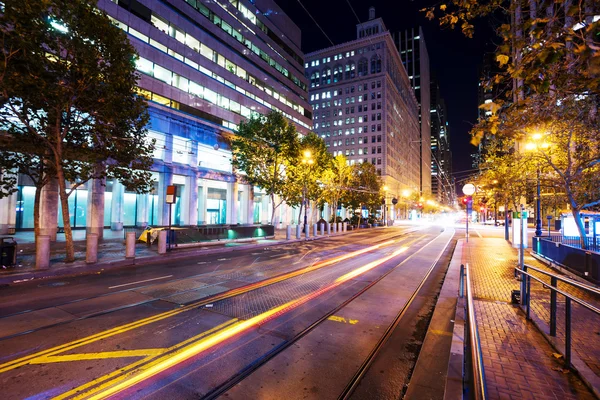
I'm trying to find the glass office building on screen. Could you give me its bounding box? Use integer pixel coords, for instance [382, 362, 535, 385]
[0, 0, 311, 234]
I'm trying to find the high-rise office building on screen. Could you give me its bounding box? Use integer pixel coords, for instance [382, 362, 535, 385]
[0, 0, 312, 235]
[304, 7, 421, 216]
[430, 77, 454, 205]
[395, 27, 432, 196]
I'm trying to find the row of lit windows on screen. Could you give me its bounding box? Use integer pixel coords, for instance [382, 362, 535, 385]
[306, 44, 383, 69]
[182, 0, 306, 91]
[142, 14, 306, 118]
[108, 16, 309, 130]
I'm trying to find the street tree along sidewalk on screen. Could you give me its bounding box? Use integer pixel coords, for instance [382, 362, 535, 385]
[0, 0, 154, 262]
[427, 0, 600, 247]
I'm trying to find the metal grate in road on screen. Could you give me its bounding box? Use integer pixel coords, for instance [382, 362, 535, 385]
[163, 285, 231, 305]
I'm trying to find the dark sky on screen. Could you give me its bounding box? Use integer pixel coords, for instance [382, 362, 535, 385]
[275, 0, 497, 180]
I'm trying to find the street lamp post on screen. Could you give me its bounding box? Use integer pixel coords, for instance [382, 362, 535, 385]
[535, 166, 542, 237]
[301, 150, 314, 228]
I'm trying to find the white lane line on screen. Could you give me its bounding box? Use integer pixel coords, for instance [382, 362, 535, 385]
[474, 228, 483, 238]
[108, 275, 173, 289]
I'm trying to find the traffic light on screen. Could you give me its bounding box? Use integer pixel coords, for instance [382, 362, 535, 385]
[417, 202, 423, 209]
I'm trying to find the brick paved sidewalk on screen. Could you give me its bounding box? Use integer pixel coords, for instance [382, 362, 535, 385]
[461, 237, 596, 400]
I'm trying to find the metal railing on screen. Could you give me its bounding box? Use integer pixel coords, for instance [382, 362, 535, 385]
[460, 263, 488, 400]
[542, 235, 600, 252]
[514, 263, 600, 368]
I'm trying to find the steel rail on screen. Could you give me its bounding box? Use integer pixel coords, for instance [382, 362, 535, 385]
[201, 229, 453, 400]
[465, 263, 488, 400]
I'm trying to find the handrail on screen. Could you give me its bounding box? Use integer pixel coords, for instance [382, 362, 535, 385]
[515, 268, 600, 316]
[461, 263, 488, 400]
[523, 263, 600, 296]
[515, 265, 600, 368]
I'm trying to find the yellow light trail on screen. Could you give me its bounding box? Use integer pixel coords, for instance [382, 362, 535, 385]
[63, 246, 410, 400]
[0, 240, 398, 376]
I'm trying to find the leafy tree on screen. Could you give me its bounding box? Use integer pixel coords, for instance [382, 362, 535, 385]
[428, 0, 600, 246]
[292, 132, 331, 224]
[231, 111, 300, 224]
[321, 155, 353, 223]
[342, 162, 382, 226]
[0, 0, 154, 261]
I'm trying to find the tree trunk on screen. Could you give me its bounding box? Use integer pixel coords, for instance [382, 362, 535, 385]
[269, 193, 277, 225]
[56, 167, 75, 262]
[33, 184, 41, 239]
[571, 208, 587, 249]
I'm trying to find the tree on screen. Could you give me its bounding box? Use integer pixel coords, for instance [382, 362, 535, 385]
[428, 0, 600, 247]
[321, 155, 353, 223]
[0, 0, 154, 262]
[342, 162, 382, 226]
[291, 132, 332, 224]
[231, 111, 300, 224]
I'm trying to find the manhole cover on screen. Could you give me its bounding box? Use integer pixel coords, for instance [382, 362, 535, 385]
[38, 281, 69, 287]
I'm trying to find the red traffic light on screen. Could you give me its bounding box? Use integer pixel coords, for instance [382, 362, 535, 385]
[417, 202, 423, 208]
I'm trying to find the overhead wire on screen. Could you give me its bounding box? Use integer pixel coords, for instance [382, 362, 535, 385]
[295, 0, 335, 46]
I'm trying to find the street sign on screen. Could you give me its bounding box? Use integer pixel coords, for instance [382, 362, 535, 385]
[166, 185, 177, 204]
[462, 183, 476, 196]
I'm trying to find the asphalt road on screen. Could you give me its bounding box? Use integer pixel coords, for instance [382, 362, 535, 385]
[0, 224, 456, 399]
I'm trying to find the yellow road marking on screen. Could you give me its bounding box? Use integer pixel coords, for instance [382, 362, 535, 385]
[30, 349, 166, 364]
[327, 316, 360, 325]
[53, 319, 237, 400]
[429, 329, 453, 337]
[0, 239, 401, 375]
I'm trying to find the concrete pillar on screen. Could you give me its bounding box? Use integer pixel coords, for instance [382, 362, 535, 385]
[198, 182, 207, 225]
[305, 224, 309, 239]
[313, 224, 317, 237]
[247, 185, 255, 224]
[0, 191, 17, 234]
[86, 174, 106, 239]
[187, 175, 198, 226]
[320, 223, 324, 236]
[286, 225, 291, 240]
[36, 235, 50, 270]
[110, 179, 124, 231]
[227, 180, 239, 224]
[157, 169, 173, 226]
[125, 231, 136, 259]
[86, 233, 98, 263]
[296, 224, 301, 239]
[158, 230, 167, 254]
[261, 194, 269, 224]
[343, 222, 347, 232]
[40, 178, 58, 241]
[332, 222, 336, 234]
[136, 193, 149, 229]
[327, 223, 331, 235]
[336, 222, 341, 233]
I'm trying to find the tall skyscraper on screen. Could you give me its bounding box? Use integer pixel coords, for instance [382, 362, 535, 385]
[395, 27, 432, 196]
[430, 77, 454, 205]
[304, 7, 421, 213]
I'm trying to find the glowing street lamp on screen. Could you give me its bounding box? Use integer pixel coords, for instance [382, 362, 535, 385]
[525, 131, 550, 237]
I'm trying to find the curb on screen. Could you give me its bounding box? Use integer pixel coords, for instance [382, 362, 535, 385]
[0, 228, 372, 286]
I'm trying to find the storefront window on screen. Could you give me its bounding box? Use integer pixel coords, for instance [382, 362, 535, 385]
[207, 188, 226, 224]
[123, 192, 137, 226]
[16, 186, 36, 229]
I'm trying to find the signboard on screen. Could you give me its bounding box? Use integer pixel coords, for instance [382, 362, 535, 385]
[166, 185, 177, 204]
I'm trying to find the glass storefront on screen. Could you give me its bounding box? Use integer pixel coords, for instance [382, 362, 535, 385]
[207, 187, 226, 224]
[16, 186, 35, 229]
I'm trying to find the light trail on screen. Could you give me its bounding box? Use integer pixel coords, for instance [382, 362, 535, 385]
[0, 240, 398, 375]
[108, 275, 173, 289]
[77, 246, 409, 399]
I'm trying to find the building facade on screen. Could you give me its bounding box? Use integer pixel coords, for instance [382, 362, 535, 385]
[304, 8, 421, 218]
[0, 0, 314, 236]
[430, 77, 455, 205]
[395, 27, 432, 196]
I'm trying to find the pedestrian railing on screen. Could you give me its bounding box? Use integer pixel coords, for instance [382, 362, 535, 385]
[542, 235, 600, 252]
[514, 263, 600, 368]
[460, 263, 488, 400]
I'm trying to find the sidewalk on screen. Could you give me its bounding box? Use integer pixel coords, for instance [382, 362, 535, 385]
[0, 227, 308, 285]
[460, 237, 598, 399]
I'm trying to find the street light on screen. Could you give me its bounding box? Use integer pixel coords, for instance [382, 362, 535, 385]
[301, 150, 314, 228]
[525, 133, 549, 237]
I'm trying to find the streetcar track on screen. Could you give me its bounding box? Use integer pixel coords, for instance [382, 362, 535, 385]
[200, 229, 453, 400]
[0, 229, 417, 326]
[0, 231, 417, 368]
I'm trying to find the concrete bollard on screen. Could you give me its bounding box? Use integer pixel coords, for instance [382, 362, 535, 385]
[36, 235, 50, 270]
[286, 225, 291, 240]
[305, 224, 309, 239]
[343, 222, 347, 232]
[327, 223, 331, 235]
[337, 222, 341, 233]
[86, 233, 98, 264]
[158, 230, 167, 254]
[313, 224, 317, 237]
[296, 224, 301, 239]
[320, 223, 324, 236]
[125, 231, 136, 259]
[332, 222, 337, 234]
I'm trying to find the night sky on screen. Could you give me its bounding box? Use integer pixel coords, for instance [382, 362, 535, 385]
[275, 0, 497, 182]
